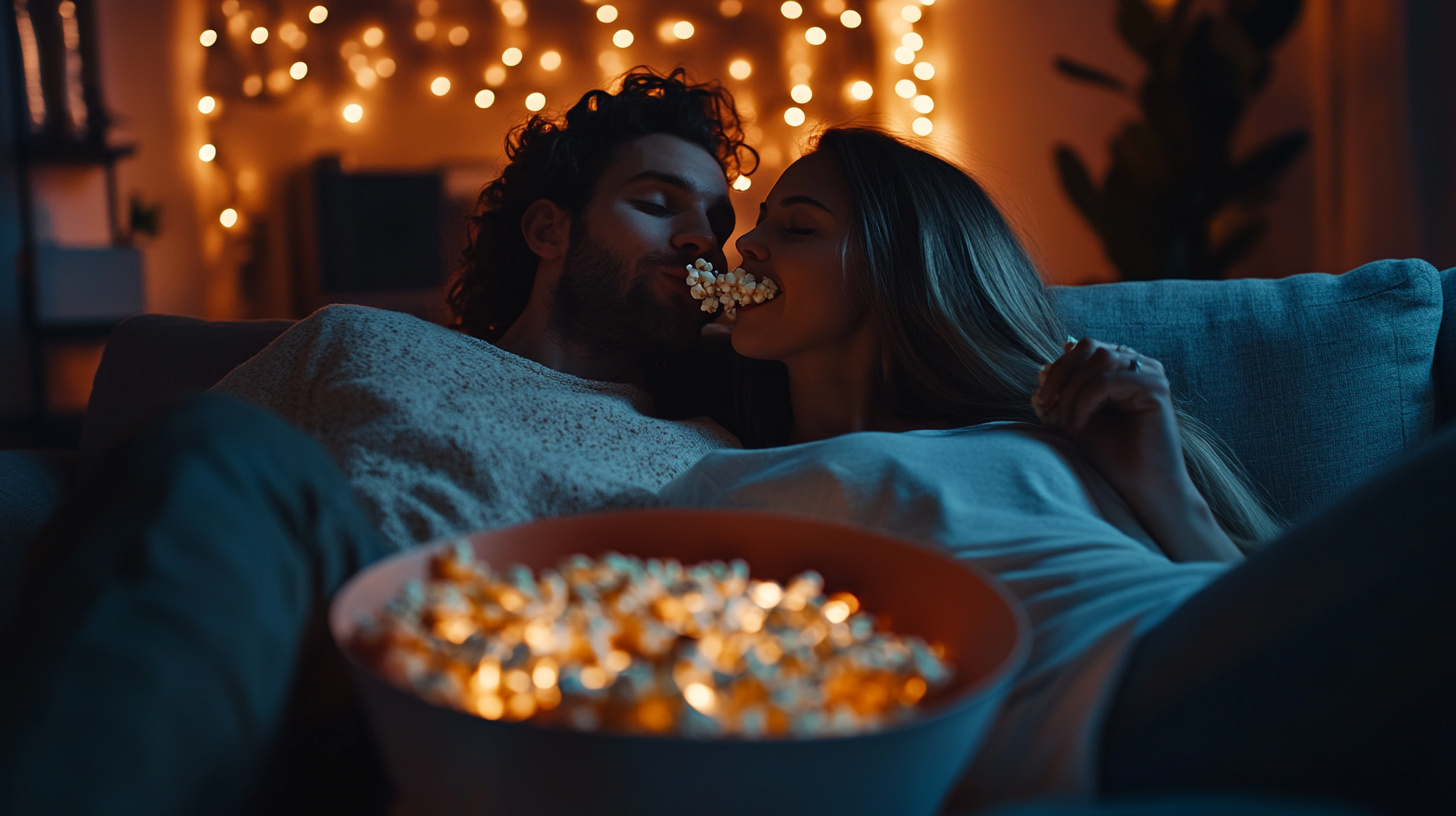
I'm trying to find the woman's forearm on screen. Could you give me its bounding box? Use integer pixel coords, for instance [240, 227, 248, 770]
[1132, 482, 1245, 564]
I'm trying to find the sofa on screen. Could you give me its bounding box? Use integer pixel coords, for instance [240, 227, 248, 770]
[0, 258, 1451, 814]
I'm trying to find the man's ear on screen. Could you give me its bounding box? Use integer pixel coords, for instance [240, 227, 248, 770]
[521, 199, 571, 261]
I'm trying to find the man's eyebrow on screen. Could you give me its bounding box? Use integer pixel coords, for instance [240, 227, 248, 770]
[624, 170, 699, 193]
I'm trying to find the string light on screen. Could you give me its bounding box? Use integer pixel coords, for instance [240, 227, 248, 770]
[418, 0, 438, 15]
[197, 95, 216, 113]
[790, 63, 811, 83]
[732, 175, 751, 191]
[784, 106, 805, 126]
[902, 32, 923, 50]
[896, 79, 916, 98]
[612, 29, 633, 47]
[805, 26, 826, 44]
[914, 61, 935, 80]
[913, 94, 934, 113]
[448, 26, 469, 45]
[485, 65, 506, 85]
[850, 80, 873, 100]
[198, 144, 216, 161]
[912, 117, 933, 135]
[894, 46, 914, 64]
[719, 0, 742, 17]
[501, 0, 526, 25]
[901, 5, 922, 22]
[415, 20, 435, 39]
[342, 103, 363, 122]
[363, 26, 384, 46]
[502, 47, 523, 66]
[376, 58, 396, 77]
[356, 67, 377, 88]
[596, 5, 618, 23]
[200, 29, 217, 47]
[242, 74, 263, 96]
[540, 50, 561, 70]
[220, 208, 238, 227]
[781, 2, 803, 20]
[475, 89, 495, 108]
[790, 84, 812, 103]
[288, 61, 308, 80]
[250, 26, 268, 44]
[673, 20, 695, 39]
[525, 92, 546, 111]
[840, 10, 861, 28]
[823, 0, 846, 12]
[431, 76, 451, 96]
[308, 5, 328, 24]
[728, 59, 751, 79]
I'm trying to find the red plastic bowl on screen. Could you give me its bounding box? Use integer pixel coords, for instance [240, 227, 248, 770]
[330, 509, 1029, 816]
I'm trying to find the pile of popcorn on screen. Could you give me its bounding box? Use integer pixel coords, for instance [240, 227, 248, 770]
[685, 258, 779, 318]
[354, 544, 953, 738]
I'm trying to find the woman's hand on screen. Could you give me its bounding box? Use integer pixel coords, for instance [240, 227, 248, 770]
[1034, 337, 1242, 563]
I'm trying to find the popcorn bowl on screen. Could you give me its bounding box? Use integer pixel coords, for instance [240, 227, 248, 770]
[329, 509, 1029, 816]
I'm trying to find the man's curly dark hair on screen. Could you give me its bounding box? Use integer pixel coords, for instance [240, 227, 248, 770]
[445, 67, 758, 341]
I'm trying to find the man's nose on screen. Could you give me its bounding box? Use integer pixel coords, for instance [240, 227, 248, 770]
[671, 227, 718, 257]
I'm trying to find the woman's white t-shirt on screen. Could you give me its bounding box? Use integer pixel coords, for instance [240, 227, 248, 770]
[658, 421, 1231, 807]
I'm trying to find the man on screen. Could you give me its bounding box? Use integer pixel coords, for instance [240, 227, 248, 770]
[0, 68, 755, 814]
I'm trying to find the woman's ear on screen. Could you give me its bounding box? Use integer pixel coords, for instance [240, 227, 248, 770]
[521, 199, 571, 261]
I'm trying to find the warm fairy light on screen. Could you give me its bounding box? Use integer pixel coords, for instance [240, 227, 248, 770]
[430, 76, 451, 95]
[540, 50, 561, 69]
[219, 208, 238, 227]
[790, 63, 811, 83]
[840, 9, 861, 27]
[850, 80, 873, 100]
[290, 61, 308, 80]
[579, 666, 608, 690]
[919, 0, 935, 4]
[502, 47, 523, 66]
[596, 4, 618, 23]
[914, 61, 935, 80]
[750, 580, 784, 608]
[198, 144, 216, 162]
[728, 59, 751, 79]
[375, 58, 395, 77]
[805, 26, 826, 44]
[342, 103, 363, 122]
[501, 0, 526, 24]
[683, 682, 718, 715]
[362, 26, 384, 46]
[604, 649, 633, 672]
[221, 0, 238, 14]
[533, 660, 559, 689]
[912, 116, 933, 135]
[280, 23, 304, 48]
[896, 79, 916, 98]
[200, 29, 217, 46]
[824, 0, 846, 12]
[197, 95, 216, 113]
[720, 0, 743, 16]
[355, 67, 377, 88]
[913, 94, 934, 113]
[894, 46, 915, 64]
[242, 74, 263, 95]
[348, 54, 368, 71]
[474, 89, 495, 107]
[415, 20, 435, 39]
[485, 65, 506, 85]
[790, 84, 812, 103]
[448, 25, 469, 45]
[418, 0, 439, 15]
[250, 26, 268, 44]
[267, 69, 292, 93]
[612, 29, 634, 47]
[781, 1, 803, 19]
[673, 20, 695, 39]
[901, 4, 922, 22]
[308, 5, 328, 24]
[525, 92, 546, 110]
[732, 175, 751, 191]
[902, 32, 923, 50]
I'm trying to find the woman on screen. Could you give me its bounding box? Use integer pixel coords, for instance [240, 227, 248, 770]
[660, 127, 1454, 814]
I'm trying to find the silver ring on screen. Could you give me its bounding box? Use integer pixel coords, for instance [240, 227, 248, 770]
[1130, 359, 1142, 373]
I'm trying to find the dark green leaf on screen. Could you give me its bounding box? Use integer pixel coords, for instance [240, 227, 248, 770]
[1111, 123, 1172, 193]
[1224, 129, 1308, 203]
[1054, 57, 1128, 94]
[1116, 0, 1163, 60]
[1055, 146, 1104, 225]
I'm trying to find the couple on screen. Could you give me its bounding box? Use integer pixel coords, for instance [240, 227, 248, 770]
[3, 69, 1451, 815]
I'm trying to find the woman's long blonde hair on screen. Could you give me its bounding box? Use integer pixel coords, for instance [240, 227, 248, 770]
[743, 127, 1283, 550]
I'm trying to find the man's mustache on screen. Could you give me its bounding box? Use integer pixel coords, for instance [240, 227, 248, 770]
[638, 250, 721, 272]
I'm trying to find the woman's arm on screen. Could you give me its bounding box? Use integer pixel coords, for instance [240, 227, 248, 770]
[1034, 338, 1244, 564]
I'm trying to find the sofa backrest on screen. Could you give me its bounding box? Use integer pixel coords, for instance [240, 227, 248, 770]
[1051, 259, 1447, 525]
[83, 260, 1454, 528]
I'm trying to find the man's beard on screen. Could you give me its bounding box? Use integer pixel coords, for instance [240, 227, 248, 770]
[548, 224, 710, 364]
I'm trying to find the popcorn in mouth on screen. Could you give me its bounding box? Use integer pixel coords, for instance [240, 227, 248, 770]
[684, 258, 779, 319]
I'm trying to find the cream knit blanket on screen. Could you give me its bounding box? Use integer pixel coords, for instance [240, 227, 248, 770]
[212, 305, 738, 549]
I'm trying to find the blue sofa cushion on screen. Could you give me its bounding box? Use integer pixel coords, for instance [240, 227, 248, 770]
[1049, 259, 1443, 524]
[1435, 267, 1456, 425]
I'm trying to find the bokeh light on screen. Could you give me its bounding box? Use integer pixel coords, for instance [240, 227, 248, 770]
[526, 92, 546, 111]
[308, 5, 328, 24]
[840, 10, 861, 27]
[342, 103, 363, 122]
[540, 50, 561, 70]
[784, 107, 806, 126]
[596, 5, 618, 23]
[613, 29, 634, 47]
[912, 117, 933, 135]
[914, 61, 935, 80]
[781, 1, 803, 19]
[805, 26, 826, 45]
[729, 59, 752, 79]
[430, 76, 451, 95]
[850, 80, 873, 100]
[475, 89, 495, 108]
[363, 26, 384, 46]
[198, 144, 216, 162]
[502, 47, 523, 66]
[250, 26, 268, 44]
[791, 84, 812, 103]
[895, 79, 916, 98]
[290, 61, 308, 80]
[220, 208, 238, 228]
[200, 29, 217, 47]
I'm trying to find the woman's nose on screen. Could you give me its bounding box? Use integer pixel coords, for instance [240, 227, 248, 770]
[736, 227, 767, 261]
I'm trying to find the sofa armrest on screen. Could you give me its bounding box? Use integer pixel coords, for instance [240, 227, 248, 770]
[0, 449, 76, 625]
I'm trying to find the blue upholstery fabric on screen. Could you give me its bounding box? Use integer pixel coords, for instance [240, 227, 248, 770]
[1434, 267, 1456, 426]
[1049, 259, 1443, 524]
